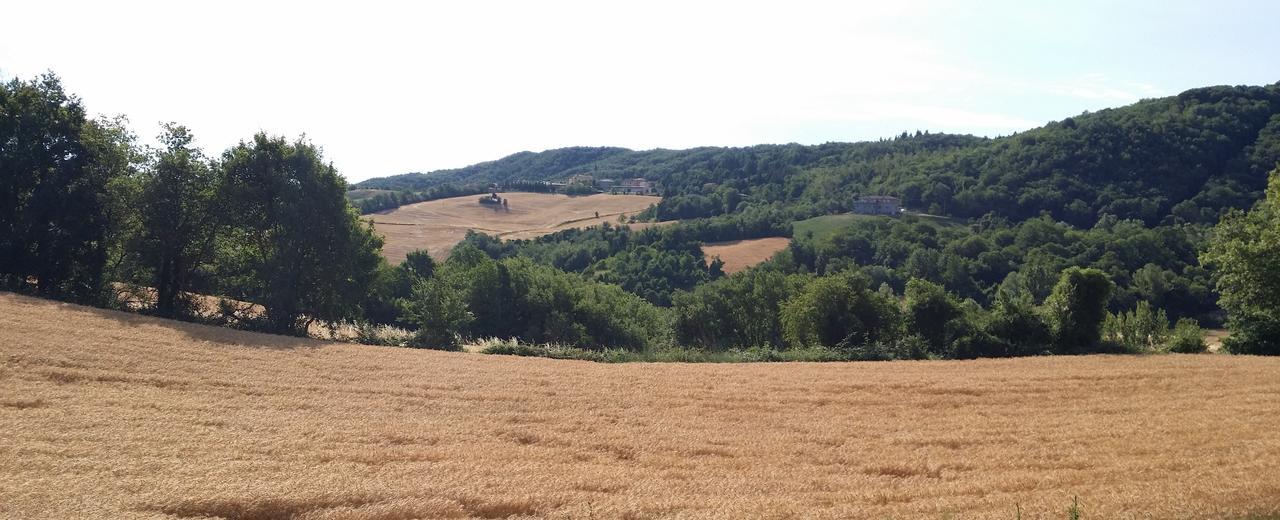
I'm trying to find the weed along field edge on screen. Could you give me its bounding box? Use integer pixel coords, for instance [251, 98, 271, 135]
[3, 292, 1280, 519]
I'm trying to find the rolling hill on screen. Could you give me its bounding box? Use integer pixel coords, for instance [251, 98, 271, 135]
[358, 84, 1280, 228]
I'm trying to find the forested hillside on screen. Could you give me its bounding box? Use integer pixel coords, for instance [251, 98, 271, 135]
[360, 84, 1280, 331]
[360, 84, 1280, 229]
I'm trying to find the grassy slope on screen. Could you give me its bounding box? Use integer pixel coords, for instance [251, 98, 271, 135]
[793, 213, 889, 238]
[4, 292, 1280, 519]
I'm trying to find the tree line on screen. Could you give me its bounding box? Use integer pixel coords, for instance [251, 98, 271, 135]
[2, 74, 381, 335]
[350, 179, 562, 214]
[6, 72, 1280, 358]
[358, 84, 1280, 229]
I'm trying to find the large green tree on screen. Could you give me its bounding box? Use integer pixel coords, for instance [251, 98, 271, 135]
[402, 274, 472, 350]
[903, 278, 964, 356]
[780, 270, 901, 349]
[673, 268, 799, 350]
[124, 124, 219, 316]
[1044, 267, 1115, 353]
[1201, 169, 1280, 354]
[0, 74, 131, 302]
[216, 134, 383, 334]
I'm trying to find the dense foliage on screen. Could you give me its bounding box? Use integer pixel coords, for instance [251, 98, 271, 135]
[782, 213, 1214, 321]
[0, 74, 132, 302]
[214, 134, 384, 334]
[351, 184, 490, 214]
[3, 74, 384, 336]
[396, 244, 671, 351]
[361, 84, 1280, 229]
[117, 124, 219, 316]
[353, 83, 1279, 353]
[358, 147, 631, 191]
[667, 263, 1127, 359]
[1202, 169, 1280, 354]
[456, 224, 726, 306]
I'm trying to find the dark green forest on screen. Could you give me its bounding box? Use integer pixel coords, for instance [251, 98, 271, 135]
[359, 84, 1280, 229]
[6, 72, 1280, 359]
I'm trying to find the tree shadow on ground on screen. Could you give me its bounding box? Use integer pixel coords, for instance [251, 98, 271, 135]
[2, 291, 329, 351]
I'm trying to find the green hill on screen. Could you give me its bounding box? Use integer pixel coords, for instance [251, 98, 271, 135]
[393, 83, 1280, 328]
[360, 83, 1280, 227]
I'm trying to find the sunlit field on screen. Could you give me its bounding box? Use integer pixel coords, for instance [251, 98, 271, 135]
[3, 292, 1280, 519]
[364, 193, 661, 263]
[701, 237, 791, 274]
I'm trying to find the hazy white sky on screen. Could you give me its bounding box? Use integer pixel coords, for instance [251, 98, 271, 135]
[3, 0, 1277, 181]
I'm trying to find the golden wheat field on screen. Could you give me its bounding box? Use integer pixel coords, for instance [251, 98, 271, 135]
[701, 237, 792, 274]
[3, 293, 1280, 519]
[364, 193, 663, 263]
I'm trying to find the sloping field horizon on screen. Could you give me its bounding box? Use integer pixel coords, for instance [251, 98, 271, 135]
[3, 292, 1280, 519]
[364, 192, 662, 263]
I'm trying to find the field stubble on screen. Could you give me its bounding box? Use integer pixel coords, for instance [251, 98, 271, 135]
[3, 293, 1280, 519]
[364, 193, 663, 263]
[701, 237, 791, 274]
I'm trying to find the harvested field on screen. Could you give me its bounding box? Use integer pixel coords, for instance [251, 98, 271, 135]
[702, 237, 791, 274]
[365, 193, 661, 263]
[4, 293, 1280, 519]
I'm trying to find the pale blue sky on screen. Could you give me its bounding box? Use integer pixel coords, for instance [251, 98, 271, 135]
[2, 0, 1276, 182]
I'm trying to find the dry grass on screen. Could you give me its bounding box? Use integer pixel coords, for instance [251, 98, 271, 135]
[702, 237, 791, 274]
[364, 193, 661, 263]
[1206, 329, 1231, 353]
[111, 283, 358, 340]
[3, 292, 1280, 519]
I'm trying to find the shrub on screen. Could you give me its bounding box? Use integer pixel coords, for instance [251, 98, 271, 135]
[842, 334, 929, 361]
[738, 346, 785, 362]
[1201, 169, 1280, 355]
[562, 183, 598, 196]
[1166, 318, 1208, 353]
[781, 270, 902, 349]
[778, 346, 849, 362]
[428, 249, 671, 351]
[1045, 267, 1115, 353]
[903, 279, 963, 355]
[354, 322, 415, 347]
[949, 330, 1007, 359]
[985, 295, 1052, 357]
[1102, 301, 1170, 352]
[479, 338, 549, 357]
[402, 277, 472, 351]
[478, 338, 640, 362]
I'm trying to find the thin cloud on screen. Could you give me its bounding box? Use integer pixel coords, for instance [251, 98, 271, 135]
[1047, 73, 1166, 102]
[4, 1, 1273, 180]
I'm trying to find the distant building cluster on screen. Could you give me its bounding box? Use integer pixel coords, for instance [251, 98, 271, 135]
[548, 175, 656, 195]
[853, 195, 902, 216]
[612, 178, 655, 195]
